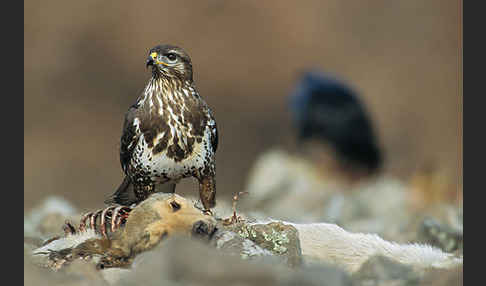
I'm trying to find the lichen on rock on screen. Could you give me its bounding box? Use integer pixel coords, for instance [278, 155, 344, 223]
[224, 221, 302, 267]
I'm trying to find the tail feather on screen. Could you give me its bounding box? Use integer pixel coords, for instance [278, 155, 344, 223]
[105, 176, 138, 206]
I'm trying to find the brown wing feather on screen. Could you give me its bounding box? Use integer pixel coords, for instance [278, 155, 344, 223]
[210, 119, 218, 152]
[204, 104, 218, 153]
[105, 104, 140, 206]
[120, 105, 139, 175]
[104, 176, 138, 205]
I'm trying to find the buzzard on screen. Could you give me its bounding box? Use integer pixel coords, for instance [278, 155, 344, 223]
[106, 45, 218, 212]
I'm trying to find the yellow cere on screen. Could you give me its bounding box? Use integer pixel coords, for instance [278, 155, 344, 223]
[151, 52, 169, 66]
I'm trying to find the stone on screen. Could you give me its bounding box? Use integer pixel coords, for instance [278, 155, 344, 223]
[224, 221, 302, 267]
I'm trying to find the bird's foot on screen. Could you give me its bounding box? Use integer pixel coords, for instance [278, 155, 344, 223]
[78, 206, 133, 238]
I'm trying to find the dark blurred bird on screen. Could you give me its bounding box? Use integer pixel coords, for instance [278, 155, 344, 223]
[105, 44, 218, 212]
[289, 70, 382, 173]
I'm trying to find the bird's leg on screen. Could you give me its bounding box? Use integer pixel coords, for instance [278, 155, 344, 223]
[198, 176, 216, 214]
[134, 183, 154, 202]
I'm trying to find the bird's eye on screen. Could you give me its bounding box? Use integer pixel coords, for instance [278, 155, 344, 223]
[166, 53, 177, 63]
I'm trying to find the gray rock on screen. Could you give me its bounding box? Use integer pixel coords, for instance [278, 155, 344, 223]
[212, 229, 275, 261]
[352, 255, 420, 286]
[224, 221, 302, 267]
[116, 235, 353, 286]
[418, 217, 463, 253]
[419, 266, 463, 286]
[25, 251, 107, 286]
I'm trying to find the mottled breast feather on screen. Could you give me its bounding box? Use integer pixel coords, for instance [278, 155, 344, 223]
[122, 79, 218, 169]
[111, 44, 218, 209]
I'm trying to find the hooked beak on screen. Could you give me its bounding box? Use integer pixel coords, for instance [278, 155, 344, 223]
[146, 56, 154, 69]
[146, 52, 158, 69]
[146, 52, 170, 69]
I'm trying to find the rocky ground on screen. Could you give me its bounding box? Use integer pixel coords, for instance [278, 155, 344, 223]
[24, 192, 462, 286]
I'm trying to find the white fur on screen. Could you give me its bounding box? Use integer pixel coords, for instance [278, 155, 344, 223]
[288, 222, 462, 273]
[32, 229, 100, 255]
[27, 199, 462, 278]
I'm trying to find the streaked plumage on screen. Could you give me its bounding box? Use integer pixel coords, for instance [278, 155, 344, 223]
[106, 44, 218, 211]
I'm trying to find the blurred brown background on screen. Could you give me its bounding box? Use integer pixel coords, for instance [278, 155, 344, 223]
[24, 0, 462, 212]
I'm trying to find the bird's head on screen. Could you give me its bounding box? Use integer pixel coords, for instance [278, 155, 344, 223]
[146, 44, 193, 82]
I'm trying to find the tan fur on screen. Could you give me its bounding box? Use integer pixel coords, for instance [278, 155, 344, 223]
[73, 193, 216, 268]
[31, 194, 461, 275]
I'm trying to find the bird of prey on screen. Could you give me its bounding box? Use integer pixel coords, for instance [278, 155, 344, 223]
[289, 70, 382, 173]
[105, 44, 218, 213]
